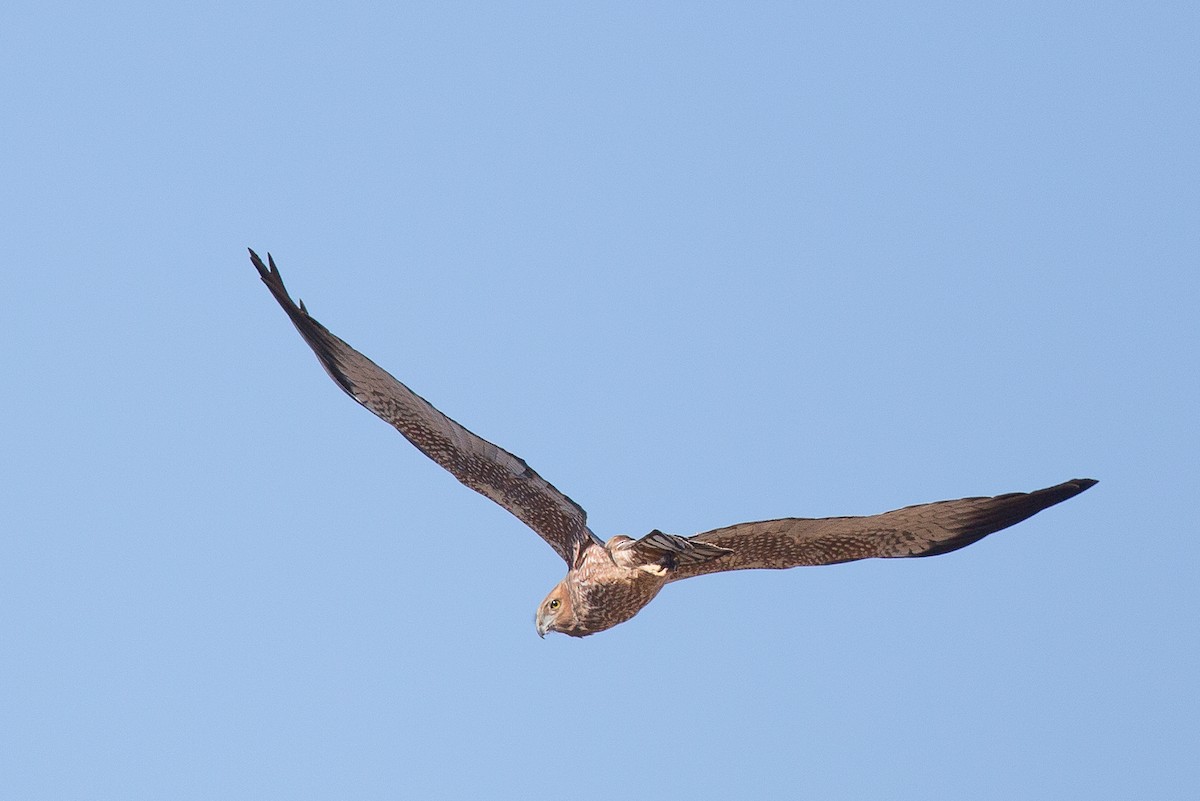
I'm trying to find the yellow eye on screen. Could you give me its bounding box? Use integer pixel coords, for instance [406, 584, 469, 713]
[549, 599, 561, 610]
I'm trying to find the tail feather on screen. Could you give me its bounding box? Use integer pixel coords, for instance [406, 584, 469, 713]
[633, 529, 732, 567]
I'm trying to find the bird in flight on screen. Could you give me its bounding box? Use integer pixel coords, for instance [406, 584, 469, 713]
[249, 250, 1096, 638]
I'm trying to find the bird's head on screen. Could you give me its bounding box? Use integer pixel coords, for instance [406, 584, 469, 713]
[535, 581, 575, 638]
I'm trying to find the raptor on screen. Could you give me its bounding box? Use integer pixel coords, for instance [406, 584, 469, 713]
[249, 250, 1096, 637]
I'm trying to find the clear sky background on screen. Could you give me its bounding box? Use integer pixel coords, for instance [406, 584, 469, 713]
[2, 2, 1196, 799]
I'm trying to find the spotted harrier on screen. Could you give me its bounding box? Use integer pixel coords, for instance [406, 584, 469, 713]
[250, 250, 1096, 637]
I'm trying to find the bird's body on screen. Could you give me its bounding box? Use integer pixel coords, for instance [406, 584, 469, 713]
[250, 250, 1096, 637]
[540, 538, 671, 637]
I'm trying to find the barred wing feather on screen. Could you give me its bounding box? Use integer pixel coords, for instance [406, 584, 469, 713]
[250, 250, 599, 565]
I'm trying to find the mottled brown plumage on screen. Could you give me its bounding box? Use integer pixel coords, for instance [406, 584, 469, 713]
[250, 250, 1097, 638]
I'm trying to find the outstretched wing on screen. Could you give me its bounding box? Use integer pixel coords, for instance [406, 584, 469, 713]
[250, 249, 599, 565]
[667, 478, 1096, 582]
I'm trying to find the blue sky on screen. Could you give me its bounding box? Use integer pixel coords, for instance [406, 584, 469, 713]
[2, 2, 1196, 799]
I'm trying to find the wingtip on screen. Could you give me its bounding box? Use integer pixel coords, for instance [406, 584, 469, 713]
[248, 247, 269, 277]
[249, 247, 287, 286]
[1070, 478, 1098, 491]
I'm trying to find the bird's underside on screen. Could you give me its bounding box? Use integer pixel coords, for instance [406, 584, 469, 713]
[249, 249, 1097, 637]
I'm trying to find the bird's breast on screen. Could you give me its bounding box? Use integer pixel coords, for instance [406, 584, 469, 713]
[568, 555, 667, 634]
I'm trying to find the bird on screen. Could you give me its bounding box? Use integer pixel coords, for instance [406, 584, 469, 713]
[249, 249, 1096, 638]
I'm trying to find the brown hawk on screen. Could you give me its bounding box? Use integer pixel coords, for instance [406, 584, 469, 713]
[250, 250, 1096, 638]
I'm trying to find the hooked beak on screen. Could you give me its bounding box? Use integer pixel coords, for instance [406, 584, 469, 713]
[535, 613, 551, 639]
